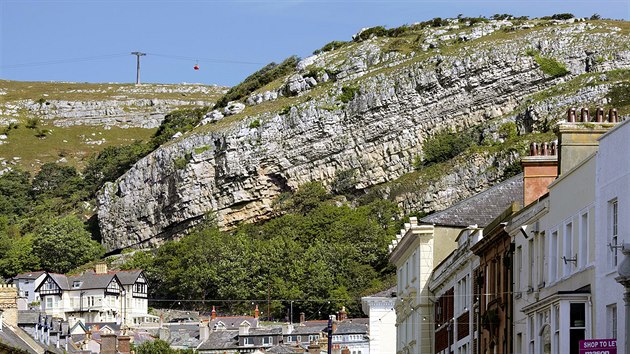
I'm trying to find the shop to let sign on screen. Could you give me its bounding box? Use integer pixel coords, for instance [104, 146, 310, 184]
[579, 339, 617, 354]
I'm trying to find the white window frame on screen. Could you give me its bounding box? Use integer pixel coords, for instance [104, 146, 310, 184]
[609, 199, 619, 268]
[579, 212, 589, 269]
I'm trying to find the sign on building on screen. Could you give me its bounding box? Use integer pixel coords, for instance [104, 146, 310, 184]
[579, 339, 617, 354]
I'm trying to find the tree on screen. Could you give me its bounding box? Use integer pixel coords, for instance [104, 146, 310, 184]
[31, 163, 85, 200]
[134, 339, 193, 354]
[0, 169, 32, 219]
[32, 215, 104, 274]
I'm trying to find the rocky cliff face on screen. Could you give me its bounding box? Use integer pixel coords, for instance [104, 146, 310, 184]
[97, 19, 630, 251]
[0, 83, 226, 129]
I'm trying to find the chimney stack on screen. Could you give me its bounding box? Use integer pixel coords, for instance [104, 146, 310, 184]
[254, 304, 259, 319]
[211, 306, 217, 320]
[117, 335, 131, 354]
[300, 312, 305, 324]
[100, 333, 117, 354]
[199, 320, 210, 342]
[0, 284, 18, 327]
[556, 107, 619, 176]
[522, 141, 558, 206]
[95, 263, 107, 275]
[338, 306, 348, 321]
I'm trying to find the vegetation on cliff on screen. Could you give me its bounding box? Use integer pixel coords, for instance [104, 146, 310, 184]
[121, 182, 398, 318]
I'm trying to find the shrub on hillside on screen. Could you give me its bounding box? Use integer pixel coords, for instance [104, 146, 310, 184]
[313, 40, 349, 55]
[214, 56, 299, 109]
[534, 55, 569, 77]
[421, 129, 477, 166]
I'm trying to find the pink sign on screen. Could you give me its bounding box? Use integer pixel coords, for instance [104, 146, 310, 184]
[579, 339, 617, 354]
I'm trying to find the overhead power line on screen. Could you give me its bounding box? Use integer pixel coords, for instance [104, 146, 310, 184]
[0, 53, 129, 69]
[146, 52, 264, 65]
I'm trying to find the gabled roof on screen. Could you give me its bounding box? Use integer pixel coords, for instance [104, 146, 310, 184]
[420, 173, 524, 228]
[35, 272, 123, 292]
[113, 270, 144, 285]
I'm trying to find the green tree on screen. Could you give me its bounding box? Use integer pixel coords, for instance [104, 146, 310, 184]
[0, 170, 33, 219]
[31, 163, 85, 200]
[32, 216, 104, 273]
[135, 339, 193, 354]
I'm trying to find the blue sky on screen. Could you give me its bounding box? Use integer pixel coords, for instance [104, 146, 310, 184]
[1, 0, 629, 87]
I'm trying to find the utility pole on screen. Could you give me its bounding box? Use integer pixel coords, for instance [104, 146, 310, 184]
[130, 52, 146, 85]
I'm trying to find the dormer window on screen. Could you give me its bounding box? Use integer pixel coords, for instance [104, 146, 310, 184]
[72, 281, 82, 288]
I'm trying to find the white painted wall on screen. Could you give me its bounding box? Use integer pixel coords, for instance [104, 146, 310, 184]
[594, 120, 630, 350]
[362, 296, 396, 354]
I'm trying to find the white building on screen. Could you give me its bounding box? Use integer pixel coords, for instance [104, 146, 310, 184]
[593, 117, 630, 349]
[508, 108, 619, 354]
[34, 264, 152, 326]
[362, 287, 397, 354]
[9, 271, 46, 306]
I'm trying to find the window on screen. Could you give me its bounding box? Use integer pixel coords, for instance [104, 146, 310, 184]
[45, 296, 53, 309]
[309, 335, 319, 342]
[72, 281, 82, 288]
[263, 336, 272, 345]
[516, 246, 522, 292]
[570, 303, 586, 354]
[528, 316, 535, 354]
[564, 222, 573, 276]
[607, 304, 617, 339]
[539, 232, 546, 287]
[610, 199, 619, 268]
[412, 251, 417, 281]
[457, 276, 468, 313]
[580, 213, 589, 268]
[244, 337, 254, 346]
[528, 239, 535, 288]
[550, 231, 558, 282]
[516, 333, 522, 354]
[553, 305, 560, 354]
[24, 291, 29, 297]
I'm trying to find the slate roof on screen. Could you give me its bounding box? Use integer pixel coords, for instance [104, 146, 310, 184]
[209, 317, 258, 330]
[0, 324, 39, 354]
[335, 321, 369, 335]
[197, 330, 239, 350]
[247, 327, 283, 336]
[114, 270, 143, 285]
[11, 271, 46, 281]
[420, 173, 523, 228]
[17, 310, 40, 325]
[268, 344, 301, 353]
[36, 269, 139, 292]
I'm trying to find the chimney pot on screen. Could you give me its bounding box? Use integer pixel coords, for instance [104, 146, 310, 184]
[596, 107, 604, 122]
[541, 142, 548, 156]
[530, 142, 538, 156]
[551, 141, 557, 156]
[254, 304, 259, 319]
[211, 306, 217, 320]
[609, 108, 618, 123]
[568, 108, 577, 122]
[581, 108, 590, 122]
[300, 312, 305, 324]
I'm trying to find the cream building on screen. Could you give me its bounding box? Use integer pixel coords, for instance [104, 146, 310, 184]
[389, 174, 523, 354]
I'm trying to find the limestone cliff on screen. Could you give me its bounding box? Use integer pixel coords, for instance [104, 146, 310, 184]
[97, 19, 630, 251]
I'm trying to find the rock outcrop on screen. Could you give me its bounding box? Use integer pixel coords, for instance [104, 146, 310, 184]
[97, 20, 630, 251]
